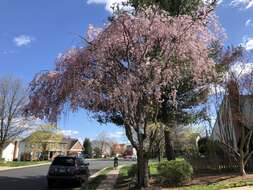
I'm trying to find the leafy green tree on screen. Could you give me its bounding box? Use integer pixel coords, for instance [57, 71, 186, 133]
[83, 138, 92, 158]
[129, 0, 202, 17]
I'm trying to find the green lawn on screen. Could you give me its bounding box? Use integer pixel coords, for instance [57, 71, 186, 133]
[116, 162, 159, 189]
[149, 162, 159, 176]
[0, 161, 50, 167]
[116, 165, 132, 185]
[117, 161, 253, 190]
[85, 167, 113, 190]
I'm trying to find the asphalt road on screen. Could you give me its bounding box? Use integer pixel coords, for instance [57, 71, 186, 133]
[0, 159, 135, 190]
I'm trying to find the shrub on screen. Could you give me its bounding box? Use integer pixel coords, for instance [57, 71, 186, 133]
[157, 160, 193, 186]
[127, 164, 137, 178]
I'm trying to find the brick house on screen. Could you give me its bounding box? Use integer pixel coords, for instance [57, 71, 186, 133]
[18, 136, 83, 161]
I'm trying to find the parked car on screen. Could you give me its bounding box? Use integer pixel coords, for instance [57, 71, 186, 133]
[79, 153, 90, 159]
[47, 156, 90, 188]
[124, 155, 137, 161]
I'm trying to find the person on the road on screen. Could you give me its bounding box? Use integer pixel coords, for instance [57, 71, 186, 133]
[113, 156, 118, 169]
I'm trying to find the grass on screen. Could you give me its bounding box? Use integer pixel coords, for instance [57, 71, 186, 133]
[85, 167, 113, 190]
[116, 165, 133, 186]
[0, 160, 50, 167]
[115, 162, 159, 189]
[149, 162, 159, 176]
[117, 161, 253, 190]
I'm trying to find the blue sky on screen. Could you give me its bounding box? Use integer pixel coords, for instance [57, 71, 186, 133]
[1, 0, 253, 142]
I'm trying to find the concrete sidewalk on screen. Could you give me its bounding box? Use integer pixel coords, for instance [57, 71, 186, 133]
[96, 166, 123, 190]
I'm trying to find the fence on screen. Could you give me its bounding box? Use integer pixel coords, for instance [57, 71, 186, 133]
[187, 155, 241, 173]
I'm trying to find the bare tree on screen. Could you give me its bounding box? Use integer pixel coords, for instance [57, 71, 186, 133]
[92, 131, 114, 157]
[0, 77, 30, 158]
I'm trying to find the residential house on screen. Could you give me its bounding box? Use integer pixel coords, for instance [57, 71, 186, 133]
[2, 141, 19, 161]
[123, 145, 137, 158]
[212, 95, 253, 150]
[18, 135, 83, 161]
[112, 143, 127, 157]
[64, 137, 83, 156]
[19, 139, 68, 161]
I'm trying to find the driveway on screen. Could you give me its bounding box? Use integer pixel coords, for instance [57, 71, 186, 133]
[0, 159, 135, 190]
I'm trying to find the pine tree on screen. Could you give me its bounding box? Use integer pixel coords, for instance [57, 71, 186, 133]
[83, 138, 92, 158]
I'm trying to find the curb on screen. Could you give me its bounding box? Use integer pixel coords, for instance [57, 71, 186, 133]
[88, 166, 111, 182]
[0, 162, 51, 171]
[88, 165, 125, 182]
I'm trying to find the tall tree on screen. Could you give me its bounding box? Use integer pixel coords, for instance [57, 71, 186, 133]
[159, 77, 209, 160]
[93, 147, 102, 158]
[25, 7, 221, 187]
[128, 0, 219, 161]
[83, 138, 92, 158]
[129, 0, 201, 17]
[0, 77, 30, 158]
[128, 0, 218, 17]
[92, 131, 114, 157]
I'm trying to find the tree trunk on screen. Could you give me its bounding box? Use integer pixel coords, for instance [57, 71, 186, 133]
[164, 130, 175, 161]
[0, 145, 3, 160]
[239, 156, 246, 176]
[0, 142, 4, 160]
[136, 150, 149, 188]
[158, 148, 161, 162]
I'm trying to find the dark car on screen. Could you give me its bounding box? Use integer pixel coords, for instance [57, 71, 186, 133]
[47, 156, 90, 188]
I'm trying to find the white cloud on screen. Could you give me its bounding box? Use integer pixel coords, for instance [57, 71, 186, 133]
[242, 37, 253, 51]
[217, 0, 223, 4]
[60, 129, 79, 137]
[230, 0, 253, 9]
[13, 35, 34, 47]
[245, 19, 252, 26]
[230, 62, 253, 77]
[108, 131, 124, 139]
[87, 0, 128, 12]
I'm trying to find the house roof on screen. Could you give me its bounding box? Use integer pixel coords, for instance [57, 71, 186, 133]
[3, 139, 20, 150]
[62, 137, 81, 150]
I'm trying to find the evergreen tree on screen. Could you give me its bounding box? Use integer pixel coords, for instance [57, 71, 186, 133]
[129, 0, 203, 17]
[83, 138, 92, 158]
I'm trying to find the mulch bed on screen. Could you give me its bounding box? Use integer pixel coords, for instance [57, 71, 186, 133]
[115, 173, 248, 190]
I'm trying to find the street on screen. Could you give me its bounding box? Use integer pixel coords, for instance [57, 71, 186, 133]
[0, 159, 135, 190]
